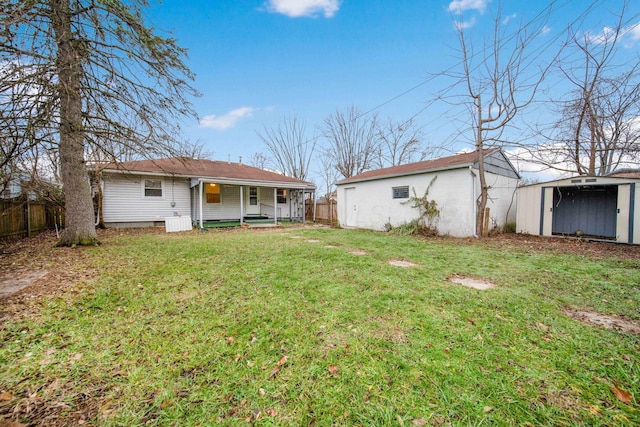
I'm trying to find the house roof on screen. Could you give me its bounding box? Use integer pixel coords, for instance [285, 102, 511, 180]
[607, 169, 640, 179]
[337, 148, 502, 185]
[102, 157, 315, 189]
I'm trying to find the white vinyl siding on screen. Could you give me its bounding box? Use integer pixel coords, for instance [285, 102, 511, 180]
[198, 185, 242, 220]
[102, 174, 191, 224]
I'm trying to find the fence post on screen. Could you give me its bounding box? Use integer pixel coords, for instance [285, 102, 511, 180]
[26, 199, 31, 237]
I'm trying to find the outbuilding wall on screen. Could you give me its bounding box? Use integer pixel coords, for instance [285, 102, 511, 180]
[337, 168, 518, 237]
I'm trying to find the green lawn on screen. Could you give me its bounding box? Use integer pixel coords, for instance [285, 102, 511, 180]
[1, 228, 639, 426]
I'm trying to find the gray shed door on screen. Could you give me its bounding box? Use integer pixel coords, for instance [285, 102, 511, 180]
[552, 185, 618, 239]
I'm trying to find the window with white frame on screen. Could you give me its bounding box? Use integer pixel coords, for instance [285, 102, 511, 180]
[392, 186, 409, 199]
[144, 179, 163, 197]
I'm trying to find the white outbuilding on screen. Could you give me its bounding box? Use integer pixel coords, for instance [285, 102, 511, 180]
[335, 149, 520, 237]
[516, 175, 640, 244]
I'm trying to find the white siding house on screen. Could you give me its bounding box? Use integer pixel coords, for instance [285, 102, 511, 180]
[336, 149, 520, 237]
[100, 157, 315, 228]
[516, 176, 640, 244]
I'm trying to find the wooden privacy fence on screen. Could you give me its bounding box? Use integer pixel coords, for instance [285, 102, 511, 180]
[307, 200, 337, 225]
[0, 200, 65, 239]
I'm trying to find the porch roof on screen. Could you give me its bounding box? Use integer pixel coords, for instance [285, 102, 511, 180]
[102, 157, 315, 190]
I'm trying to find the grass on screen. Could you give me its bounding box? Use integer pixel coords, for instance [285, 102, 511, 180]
[1, 227, 639, 426]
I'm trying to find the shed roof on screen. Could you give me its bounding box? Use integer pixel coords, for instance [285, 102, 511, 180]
[101, 157, 315, 189]
[337, 148, 504, 185]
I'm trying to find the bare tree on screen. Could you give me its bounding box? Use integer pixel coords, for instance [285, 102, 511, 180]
[322, 105, 379, 179]
[249, 152, 271, 170]
[536, 3, 640, 176]
[257, 115, 315, 180]
[174, 139, 215, 160]
[0, 0, 198, 245]
[453, 6, 552, 236]
[316, 154, 339, 201]
[374, 117, 429, 168]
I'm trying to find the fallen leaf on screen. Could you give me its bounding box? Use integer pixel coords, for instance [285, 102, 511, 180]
[483, 406, 493, 412]
[270, 366, 280, 378]
[267, 409, 278, 417]
[277, 355, 288, 367]
[0, 391, 13, 401]
[466, 317, 475, 325]
[622, 354, 631, 361]
[226, 336, 235, 344]
[259, 388, 266, 396]
[412, 418, 427, 426]
[610, 385, 633, 404]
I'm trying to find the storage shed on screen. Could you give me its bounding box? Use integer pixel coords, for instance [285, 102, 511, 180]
[516, 176, 640, 244]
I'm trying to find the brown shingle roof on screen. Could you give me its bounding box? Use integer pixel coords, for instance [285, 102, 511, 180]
[337, 149, 498, 184]
[103, 157, 314, 187]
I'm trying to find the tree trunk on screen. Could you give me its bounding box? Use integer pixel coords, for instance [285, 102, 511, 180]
[50, 0, 98, 246]
[475, 94, 488, 237]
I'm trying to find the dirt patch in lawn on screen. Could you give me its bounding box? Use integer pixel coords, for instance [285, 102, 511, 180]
[388, 259, 418, 268]
[0, 230, 102, 322]
[305, 239, 320, 243]
[564, 309, 640, 335]
[447, 274, 496, 290]
[348, 250, 367, 256]
[471, 233, 640, 262]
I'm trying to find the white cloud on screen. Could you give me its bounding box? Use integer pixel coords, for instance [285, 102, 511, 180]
[540, 25, 551, 35]
[587, 21, 640, 47]
[447, 0, 489, 14]
[454, 17, 477, 30]
[265, 0, 340, 18]
[199, 107, 257, 130]
[623, 21, 640, 41]
[501, 13, 517, 26]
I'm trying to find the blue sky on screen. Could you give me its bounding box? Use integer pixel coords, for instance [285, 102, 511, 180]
[146, 0, 640, 182]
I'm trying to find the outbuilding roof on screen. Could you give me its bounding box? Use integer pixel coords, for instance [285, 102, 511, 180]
[337, 148, 504, 185]
[101, 157, 315, 189]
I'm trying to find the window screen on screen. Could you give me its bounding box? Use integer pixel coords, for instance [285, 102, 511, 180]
[392, 186, 409, 199]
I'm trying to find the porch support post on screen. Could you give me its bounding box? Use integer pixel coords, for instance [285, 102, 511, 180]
[313, 190, 316, 222]
[302, 190, 306, 223]
[239, 186, 244, 225]
[273, 187, 277, 225]
[198, 180, 203, 229]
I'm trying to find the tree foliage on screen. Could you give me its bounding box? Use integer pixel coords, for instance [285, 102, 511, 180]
[0, 0, 198, 245]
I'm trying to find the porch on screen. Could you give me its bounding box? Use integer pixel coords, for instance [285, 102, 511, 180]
[190, 178, 316, 229]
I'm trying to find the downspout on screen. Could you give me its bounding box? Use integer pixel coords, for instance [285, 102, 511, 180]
[198, 180, 203, 229]
[470, 166, 478, 238]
